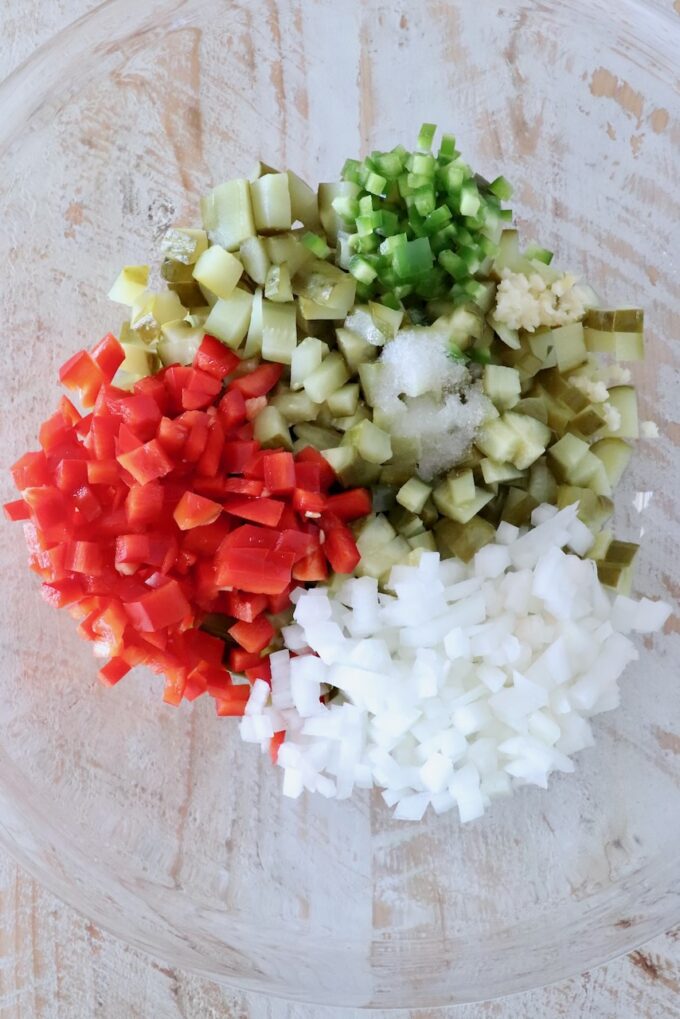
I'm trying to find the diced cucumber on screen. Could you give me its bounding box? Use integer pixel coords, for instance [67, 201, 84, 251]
[602, 386, 639, 438]
[108, 265, 149, 305]
[271, 389, 320, 424]
[192, 244, 243, 300]
[483, 364, 521, 410]
[583, 327, 615, 354]
[290, 336, 327, 390]
[204, 289, 253, 348]
[253, 406, 292, 450]
[568, 405, 608, 437]
[550, 322, 588, 372]
[336, 327, 379, 371]
[380, 463, 418, 487]
[293, 259, 356, 316]
[357, 362, 385, 407]
[396, 477, 432, 514]
[434, 516, 495, 562]
[527, 330, 558, 368]
[349, 419, 393, 464]
[161, 228, 208, 265]
[261, 299, 297, 364]
[250, 173, 292, 233]
[321, 446, 357, 481]
[480, 459, 525, 485]
[239, 236, 271, 285]
[303, 351, 350, 403]
[448, 468, 476, 504]
[408, 531, 437, 551]
[434, 483, 493, 524]
[264, 262, 293, 302]
[590, 437, 633, 487]
[568, 450, 612, 496]
[500, 487, 539, 526]
[513, 397, 549, 424]
[333, 406, 371, 432]
[503, 411, 551, 470]
[265, 232, 313, 276]
[389, 505, 426, 538]
[294, 422, 342, 450]
[548, 433, 591, 480]
[556, 486, 613, 530]
[287, 170, 322, 231]
[356, 535, 411, 582]
[158, 320, 204, 366]
[584, 307, 643, 333]
[614, 332, 645, 361]
[243, 287, 263, 357]
[476, 417, 520, 464]
[528, 458, 558, 504]
[201, 179, 255, 251]
[326, 383, 360, 418]
[369, 300, 404, 340]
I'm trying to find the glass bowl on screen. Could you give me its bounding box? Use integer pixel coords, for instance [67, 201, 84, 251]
[0, 0, 678, 1008]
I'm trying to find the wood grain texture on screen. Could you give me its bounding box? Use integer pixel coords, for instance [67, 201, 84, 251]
[1, 2, 680, 1017]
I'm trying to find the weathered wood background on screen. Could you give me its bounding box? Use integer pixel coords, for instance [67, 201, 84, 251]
[1, 2, 679, 1016]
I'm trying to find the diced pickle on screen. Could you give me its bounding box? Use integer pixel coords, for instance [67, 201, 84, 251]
[336, 327, 379, 372]
[264, 262, 293, 302]
[250, 173, 292, 233]
[348, 419, 392, 464]
[108, 265, 150, 306]
[160, 228, 208, 265]
[192, 245, 243, 300]
[204, 289, 253, 348]
[272, 390, 320, 424]
[434, 516, 495, 562]
[500, 487, 538, 526]
[290, 337, 327, 391]
[604, 539, 639, 567]
[294, 422, 342, 450]
[253, 407, 292, 450]
[261, 299, 297, 364]
[396, 477, 432, 514]
[239, 236, 271, 285]
[584, 307, 643, 333]
[303, 352, 350, 403]
[590, 437, 633, 488]
[602, 386, 639, 439]
[326, 383, 360, 418]
[201, 179, 255, 251]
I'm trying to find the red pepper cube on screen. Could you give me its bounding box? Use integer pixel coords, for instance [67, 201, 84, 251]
[125, 578, 192, 632]
[39, 410, 73, 454]
[3, 498, 31, 521]
[221, 524, 279, 551]
[59, 396, 82, 427]
[86, 459, 119, 486]
[117, 438, 174, 486]
[98, 657, 132, 687]
[294, 461, 322, 492]
[182, 517, 231, 556]
[228, 647, 263, 673]
[72, 484, 102, 523]
[228, 615, 275, 655]
[223, 496, 285, 528]
[292, 489, 327, 517]
[116, 393, 162, 440]
[11, 451, 51, 490]
[275, 528, 319, 562]
[292, 547, 329, 582]
[197, 418, 225, 477]
[218, 388, 247, 432]
[221, 478, 264, 497]
[215, 686, 251, 716]
[322, 520, 361, 574]
[173, 491, 223, 530]
[133, 373, 169, 414]
[59, 349, 106, 407]
[194, 335, 241, 380]
[91, 333, 125, 381]
[229, 363, 282, 398]
[183, 628, 226, 668]
[245, 658, 272, 685]
[63, 540, 105, 575]
[162, 669, 188, 706]
[325, 487, 372, 522]
[216, 546, 293, 595]
[183, 668, 209, 702]
[295, 446, 337, 491]
[182, 414, 210, 462]
[222, 441, 260, 474]
[242, 450, 266, 480]
[263, 451, 296, 494]
[269, 729, 285, 763]
[267, 584, 294, 614]
[234, 422, 255, 442]
[54, 458, 89, 493]
[224, 590, 268, 623]
[23, 486, 72, 542]
[156, 416, 189, 456]
[162, 365, 192, 408]
[87, 415, 120, 460]
[40, 578, 84, 608]
[125, 481, 164, 526]
[114, 534, 152, 573]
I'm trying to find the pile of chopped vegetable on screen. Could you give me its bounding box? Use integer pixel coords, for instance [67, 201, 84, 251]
[4, 124, 671, 822]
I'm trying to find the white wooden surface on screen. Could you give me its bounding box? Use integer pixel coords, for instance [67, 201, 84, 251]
[2, 3, 680, 1017]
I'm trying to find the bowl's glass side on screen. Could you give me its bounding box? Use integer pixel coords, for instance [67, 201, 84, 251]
[0, 0, 678, 1007]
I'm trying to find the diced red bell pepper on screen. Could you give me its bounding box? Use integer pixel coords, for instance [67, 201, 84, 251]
[269, 729, 285, 763]
[322, 520, 361, 574]
[162, 365, 193, 410]
[98, 656, 132, 686]
[88, 415, 120, 460]
[64, 540, 105, 575]
[263, 451, 296, 494]
[11, 451, 50, 490]
[181, 517, 231, 555]
[23, 486, 72, 542]
[117, 439, 174, 486]
[115, 394, 162, 439]
[125, 481, 164, 526]
[115, 534, 152, 573]
[125, 578, 192, 632]
[324, 487, 372, 522]
[59, 396, 82, 427]
[223, 497, 285, 528]
[222, 440, 259, 474]
[173, 491, 223, 530]
[220, 524, 279, 550]
[182, 414, 210, 461]
[134, 373, 170, 414]
[241, 450, 266, 479]
[228, 615, 275, 654]
[197, 418, 225, 477]
[295, 445, 336, 491]
[215, 685, 251, 716]
[86, 459, 119, 486]
[292, 489, 327, 517]
[54, 458, 88, 492]
[234, 422, 255, 441]
[216, 546, 293, 595]
[224, 590, 269, 623]
[72, 484, 102, 523]
[156, 416, 188, 455]
[245, 658, 272, 685]
[3, 498, 31, 521]
[267, 584, 295, 614]
[91, 333, 125, 381]
[294, 461, 322, 492]
[116, 423, 143, 455]
[218, 388, 247, 431]
[40, 578, 84, 608]
[59, 349, 106, 407]
[194, 335, 241, 380]
[162, 669, 187, 706]
[221, 478, 264, 497]
[228, 647, 264, 673]
[275, 528, 319, 561]
[230, 363, 283, 398]
[39, 410, 74, 454]
[292, 547, 329, 581]
[183, 667, 208, 702]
